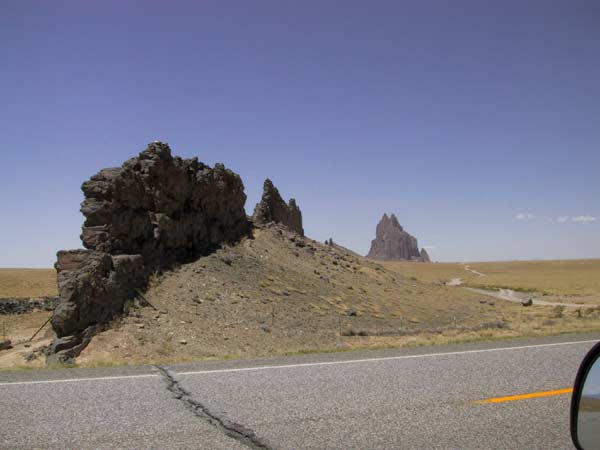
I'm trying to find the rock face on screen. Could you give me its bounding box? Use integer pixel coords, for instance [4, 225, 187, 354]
[252, 179, 304, 236]
[52, 252, 147, 337]
[80, 142, 248, 266]
[50, 142, 250, 359]
[420, 248, 431, 263]
[367, 213, 426, 261]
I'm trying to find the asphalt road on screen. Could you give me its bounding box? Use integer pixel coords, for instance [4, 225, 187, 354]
[1, 333, 598, 450]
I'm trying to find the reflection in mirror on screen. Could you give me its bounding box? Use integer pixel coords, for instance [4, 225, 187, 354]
[578, 356, 600, 449]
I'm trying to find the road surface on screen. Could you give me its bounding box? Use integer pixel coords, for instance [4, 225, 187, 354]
[1, 333, 598, 449]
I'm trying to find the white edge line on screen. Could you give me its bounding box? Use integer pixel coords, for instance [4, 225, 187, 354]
[177, 339, 599, 376]
[0, 339, 597, 387]
[0, 373, 157, 387]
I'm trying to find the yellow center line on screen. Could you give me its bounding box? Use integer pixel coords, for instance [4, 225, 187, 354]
[475, 388, 573, 404]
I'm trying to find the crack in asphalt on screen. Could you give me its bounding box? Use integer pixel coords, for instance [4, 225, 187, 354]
[154, 365, 275, 450]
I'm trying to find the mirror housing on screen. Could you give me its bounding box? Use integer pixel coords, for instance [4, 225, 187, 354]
[571, 341, 600, 450]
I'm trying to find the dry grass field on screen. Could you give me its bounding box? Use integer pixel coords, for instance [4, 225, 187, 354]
[465, 259, 600, 296]
[382, 259, 600, 297]
[0, 268, 57, 298]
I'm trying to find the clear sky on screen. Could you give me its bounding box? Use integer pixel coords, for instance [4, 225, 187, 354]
[1, 1, 599, 267]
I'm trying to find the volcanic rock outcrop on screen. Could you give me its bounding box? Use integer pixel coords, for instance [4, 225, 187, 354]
[253, 179, 304, 236]
[80, 142, 248, 265]
[53, 252, 147, 337]
[50, 142, 249, 361]
[367, 213, 429, 261]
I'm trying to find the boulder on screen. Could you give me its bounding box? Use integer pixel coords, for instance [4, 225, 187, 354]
[45, 326, 99, 365]
[367, 214, 423, 261]
[252, 179, 304, 236]
[521, 298, 533, 307]
[420, 248, 431, 262]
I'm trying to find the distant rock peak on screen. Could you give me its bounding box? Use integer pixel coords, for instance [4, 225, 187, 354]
[367, 213, 428, 261]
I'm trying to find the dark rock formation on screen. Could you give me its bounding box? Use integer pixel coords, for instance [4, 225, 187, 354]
[0, 297, 59, 315]
[80, 142, 248, 266]
[420, 248, 431, 263]
[50, 142, 250, 360]
[52, 252, 147, 337]
[367, 213, 425, 261]
[45, 326, 99, 365]
[252, 179, 304, 236]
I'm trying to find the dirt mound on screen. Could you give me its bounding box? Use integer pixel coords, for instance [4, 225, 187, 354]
[77, 226, 514, 364]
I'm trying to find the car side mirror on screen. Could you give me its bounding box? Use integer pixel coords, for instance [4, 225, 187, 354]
[572, 342, 600, 450]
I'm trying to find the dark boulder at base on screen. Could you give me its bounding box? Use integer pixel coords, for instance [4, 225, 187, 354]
[252, 179, 304, 236]
[45, 326, 99, 365]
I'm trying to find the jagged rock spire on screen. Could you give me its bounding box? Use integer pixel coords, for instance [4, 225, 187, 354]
[252, 179, 304, 236]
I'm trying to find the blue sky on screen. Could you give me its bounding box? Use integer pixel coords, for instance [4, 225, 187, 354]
[1, 1, 599, 267]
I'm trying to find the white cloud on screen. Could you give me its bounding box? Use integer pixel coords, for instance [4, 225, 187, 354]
[515, 212, 535, 221]
[572, 215, 597, 223]
[555, 215, 598, 224]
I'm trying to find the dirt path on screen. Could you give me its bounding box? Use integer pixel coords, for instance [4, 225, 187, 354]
[465, 287, 596, 308]
[464, 265, 486, 277]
